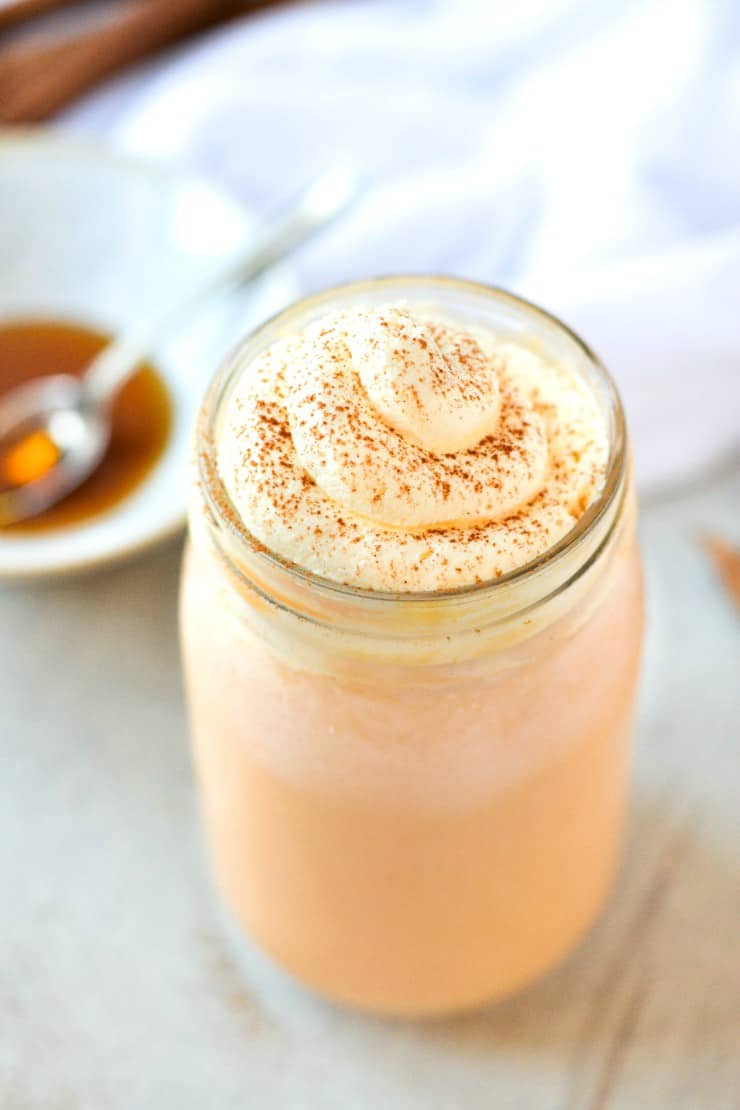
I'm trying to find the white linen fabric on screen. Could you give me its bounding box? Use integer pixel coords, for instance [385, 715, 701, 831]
[63, 0, 740, 491]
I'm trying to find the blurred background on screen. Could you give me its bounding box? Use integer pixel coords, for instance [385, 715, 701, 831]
[1, 2, 738, 1107]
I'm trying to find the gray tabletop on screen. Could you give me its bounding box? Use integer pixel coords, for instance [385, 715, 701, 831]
[2, 465, 739, 1110]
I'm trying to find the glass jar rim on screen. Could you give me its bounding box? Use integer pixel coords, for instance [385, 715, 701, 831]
[196, 275, 627, 617]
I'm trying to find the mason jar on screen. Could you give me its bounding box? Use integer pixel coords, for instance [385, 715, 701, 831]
[180, 278, 644, 1016]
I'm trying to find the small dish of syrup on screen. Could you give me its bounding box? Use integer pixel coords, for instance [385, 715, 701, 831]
[0, 132, 298, 579]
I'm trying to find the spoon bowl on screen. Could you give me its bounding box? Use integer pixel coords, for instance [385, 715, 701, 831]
[0, 375, 109, 526]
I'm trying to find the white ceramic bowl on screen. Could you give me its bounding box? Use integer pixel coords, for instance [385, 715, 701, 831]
[0, 130, 298, 578]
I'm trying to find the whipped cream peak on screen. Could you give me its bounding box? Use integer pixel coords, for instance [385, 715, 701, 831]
[218, 303, 608, 591]
[287, 308, 548, 530]
[349, 306, 500, 454]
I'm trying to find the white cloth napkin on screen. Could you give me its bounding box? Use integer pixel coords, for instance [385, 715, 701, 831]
[63, 0, 740, 491]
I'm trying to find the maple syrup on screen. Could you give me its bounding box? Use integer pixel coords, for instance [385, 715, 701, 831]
[0, 319, 172, 532]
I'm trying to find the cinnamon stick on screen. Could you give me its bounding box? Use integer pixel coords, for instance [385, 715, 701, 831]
[0, 0, 77, 31]
[0, 0, 246, 123]
[702, 535, 740, 610]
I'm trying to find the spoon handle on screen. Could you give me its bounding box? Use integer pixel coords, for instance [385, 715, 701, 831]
[82, 167, 358, 409]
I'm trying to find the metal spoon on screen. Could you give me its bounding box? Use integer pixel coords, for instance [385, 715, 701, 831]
[0, 167, 357, 525]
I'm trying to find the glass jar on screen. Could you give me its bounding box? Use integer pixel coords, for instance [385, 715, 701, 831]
[180, 278, 643, 1016]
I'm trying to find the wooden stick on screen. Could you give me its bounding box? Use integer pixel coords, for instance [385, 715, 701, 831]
[702, 534, 740, 609]
[0, 0, 246, 123]
[0, 0, 77, 32]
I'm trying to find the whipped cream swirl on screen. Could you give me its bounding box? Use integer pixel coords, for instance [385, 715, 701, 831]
[218, 305, 608, 591]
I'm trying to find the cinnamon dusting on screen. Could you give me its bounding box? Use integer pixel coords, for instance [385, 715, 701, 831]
[216, 305, 608, 591]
